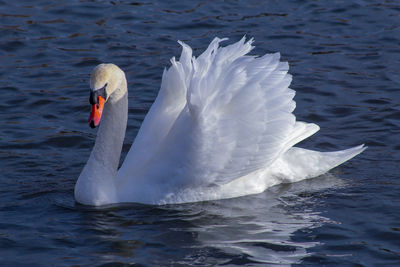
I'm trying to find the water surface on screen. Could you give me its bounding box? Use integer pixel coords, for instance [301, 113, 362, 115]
[0, 0, 399, 266]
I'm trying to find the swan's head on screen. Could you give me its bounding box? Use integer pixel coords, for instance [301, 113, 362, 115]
[88, 63, 126, 128]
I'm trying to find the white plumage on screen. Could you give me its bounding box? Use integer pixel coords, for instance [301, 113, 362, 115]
[75, 37, 365, 206]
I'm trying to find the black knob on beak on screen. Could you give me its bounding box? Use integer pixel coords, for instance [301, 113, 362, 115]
[89, 91, 98, 105]
[89, 84, 107, 105]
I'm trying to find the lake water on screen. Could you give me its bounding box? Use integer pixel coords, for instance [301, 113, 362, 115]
[1, 0, 399, 266]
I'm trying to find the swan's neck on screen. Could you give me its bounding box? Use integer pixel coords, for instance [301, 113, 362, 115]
[92, 93, 128, 172]
[75, 87, 128, 205]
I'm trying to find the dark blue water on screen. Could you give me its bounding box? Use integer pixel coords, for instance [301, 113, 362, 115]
[0, 0, 399, 266]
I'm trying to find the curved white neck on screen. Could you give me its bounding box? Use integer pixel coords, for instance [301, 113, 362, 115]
[91, 92, 128, 172]
[75, 84, 128, 205]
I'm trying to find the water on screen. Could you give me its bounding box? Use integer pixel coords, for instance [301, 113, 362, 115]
[0, 0, 399, 265]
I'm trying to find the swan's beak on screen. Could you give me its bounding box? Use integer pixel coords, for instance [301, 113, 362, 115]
[88, 96, 105, 128]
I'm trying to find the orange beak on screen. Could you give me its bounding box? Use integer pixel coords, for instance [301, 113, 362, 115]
[88, 96, 105, 128]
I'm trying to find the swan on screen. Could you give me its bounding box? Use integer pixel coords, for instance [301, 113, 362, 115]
[75, 37, 365, 206]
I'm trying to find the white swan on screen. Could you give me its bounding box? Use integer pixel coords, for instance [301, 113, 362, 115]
[75, 37, 365, 206]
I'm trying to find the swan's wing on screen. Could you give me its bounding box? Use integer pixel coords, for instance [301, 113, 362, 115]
[118, 42, 193, 176]
[186, 37, 297, 185]
[151, 37, 306, 186]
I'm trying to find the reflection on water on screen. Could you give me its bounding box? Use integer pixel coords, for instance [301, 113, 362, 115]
[72, 175, 343, 266]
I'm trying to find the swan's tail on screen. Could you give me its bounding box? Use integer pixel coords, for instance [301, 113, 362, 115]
[271, 144, 367, 183]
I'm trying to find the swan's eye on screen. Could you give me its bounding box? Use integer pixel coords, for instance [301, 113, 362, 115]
[89, 83, 108, 105]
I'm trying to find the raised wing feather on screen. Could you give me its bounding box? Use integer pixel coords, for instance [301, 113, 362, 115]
[120, 37, 313, 188]
[183, 37, 298, 185]
[118, 43, 192, 177]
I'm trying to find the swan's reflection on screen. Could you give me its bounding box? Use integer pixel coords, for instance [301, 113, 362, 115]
[77, 174, 344, 266]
